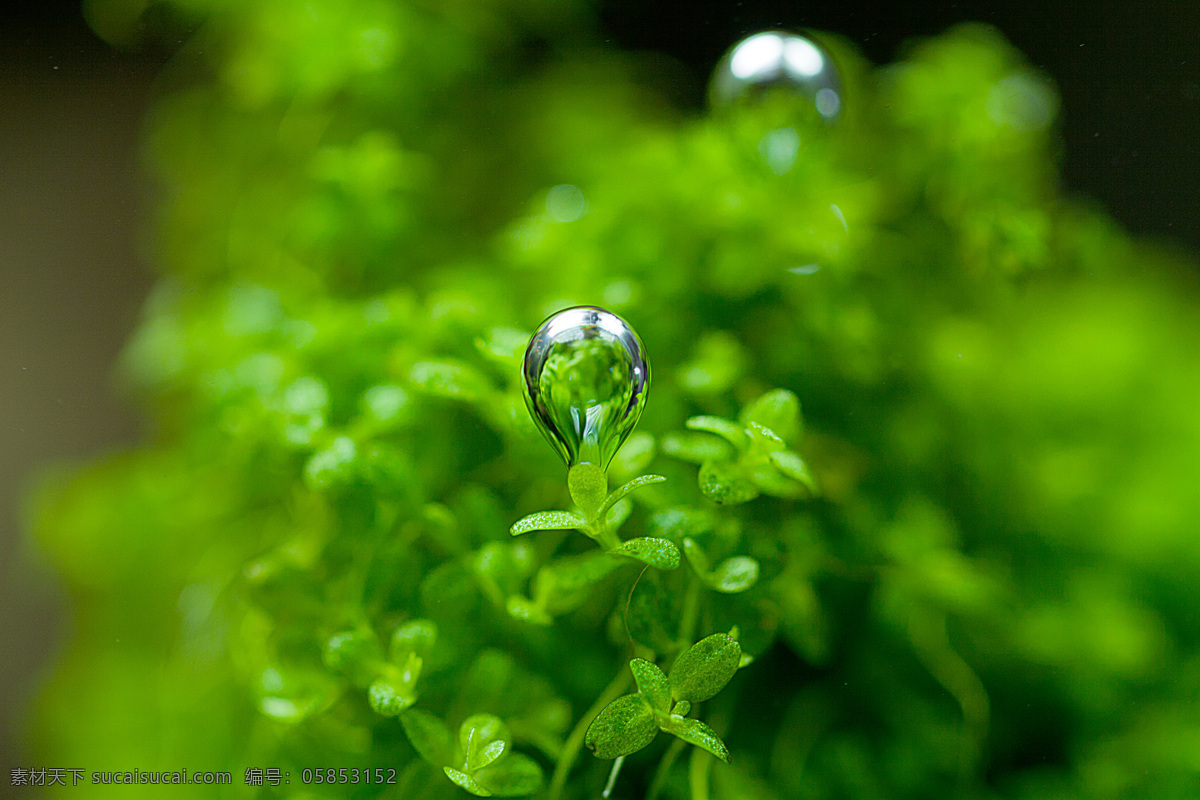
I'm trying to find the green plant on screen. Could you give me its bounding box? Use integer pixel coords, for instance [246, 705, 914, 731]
[25, 1, 1200, 799]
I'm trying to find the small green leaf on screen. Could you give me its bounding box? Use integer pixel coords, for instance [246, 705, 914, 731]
[445, 767, 493, 796]
[585, 694, 659, 759]
[629, 658, 671, 712]
[401, 709, 455, 768]
[506, 595, 552, 626]
[510, 510, 586, 536]
[568, 463, 607, 520]
[740, 389, 801, 444]
[322, 628, 383, 686]
[409, 360, 491, 402]
[390, 619, 438, 662]
[746, 422, 786, 453]
[460, 714, 510, 772]
[610, 431, 656, 475]
[613, 537, 681, 570]
[682, 538, 711, 577]
[475, 327, 530, 367]
[699, 460, 759, 505]
[708, 557, 760, 594]
[597, 474, 666, 519]
[662, 431, 733, 464]
[669, 634, 742, 703]
[661, 717, 730, 763]
[685, 416, 747, 449]
[368, 678, 416, 716]
[474, 753, 544, 797]
[624, 571, 677, 652]
[769, 450, 816, 492]
[304, 436, 358, 489]
[672, 700, 691, 717]
[368, 652, 422, 716]
[605, 497, 633, 530]
[534, 552, 622, 614]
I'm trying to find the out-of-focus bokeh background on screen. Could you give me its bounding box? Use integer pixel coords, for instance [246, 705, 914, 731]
[1, 0, 1197, 786]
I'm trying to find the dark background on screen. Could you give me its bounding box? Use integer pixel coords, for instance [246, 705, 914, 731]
[1, 0, 1196, 778]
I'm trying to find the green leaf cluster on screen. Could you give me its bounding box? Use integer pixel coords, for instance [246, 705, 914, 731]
[22, 3, 1200, 800]
[585, 634, 741, 763]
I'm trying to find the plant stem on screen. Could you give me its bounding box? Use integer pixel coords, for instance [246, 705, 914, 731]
[676, 576, 702, 651]
[548, 669, 631, 800]
[645, 737, 685, 800]
[602, 756, 625, 798]
[688, 745, 712, 800]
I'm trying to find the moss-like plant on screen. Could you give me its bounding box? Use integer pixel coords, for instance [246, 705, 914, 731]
[22, 1, 1200, 799]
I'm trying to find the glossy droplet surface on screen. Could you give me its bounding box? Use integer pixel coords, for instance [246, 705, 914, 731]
[709, 31, 842, 121]
[523, 306, 649, 469]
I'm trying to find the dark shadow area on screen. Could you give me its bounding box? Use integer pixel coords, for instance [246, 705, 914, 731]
[0, 4, 163, 774]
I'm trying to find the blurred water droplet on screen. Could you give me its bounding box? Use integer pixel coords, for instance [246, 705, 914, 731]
[546, 184, 587, 222]
[523, 306, 649, 469]
[709, 31, 843, 122]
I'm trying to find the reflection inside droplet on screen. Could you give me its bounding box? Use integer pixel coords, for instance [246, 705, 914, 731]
[759, 127, 801, 175]
[710, 30, 843, 122]
[523, 306, 649, 469]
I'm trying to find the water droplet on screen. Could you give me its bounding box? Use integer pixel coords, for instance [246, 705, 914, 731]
[546, 184, 587, 222]
[709, 31, 843, 121]
[523, 306, 649, 470]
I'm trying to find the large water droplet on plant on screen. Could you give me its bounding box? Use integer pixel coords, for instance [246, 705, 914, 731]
[709, 31, 842, 121]
[523, 306, 649, 470]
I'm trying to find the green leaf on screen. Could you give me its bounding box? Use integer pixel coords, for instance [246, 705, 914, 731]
[629, 658, 671, 712]
[682, 537, 711, 576]
[769, 450, 817, 492]
[474, 753, 544, 797]
[740, 389, 801, 444]
[444, 767, 493, 797]
[533, 552, 622, 614]
[613, 537, 681, 570]
[661, 716, 730, 763]
[597, 474, 666, 519]
[610, 431, 656, 476]
[698, 460, 759, 505]
[649, 507, 717, 541]
[390, 619, 438, 662]
[584, 694, 659, 759]
[304, 436, 358, 490]
[401, 709, 455, 768]
[624, 571, 677, 652]
[510, 510, 586, 536]
[368, 652, 422, 716]
[475, 326, 530, 367]
[409, 360, 491, 402]
[568, 463, 607, 520]
[669, 634, 742, 703]
[605, 497, 633, 530]
[459, 714, 510, 772]
[368, 677, 417, 716]
[746, 422, 786, 453]
[505, 595, 552, 626]
[662, 431, 734, 464]
[708, 557, 760, 594]
[685, 416, 747, 449]
[322, 628, 383, 686]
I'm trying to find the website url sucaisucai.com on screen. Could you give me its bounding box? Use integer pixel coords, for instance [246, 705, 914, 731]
[90, 769, 232, 785]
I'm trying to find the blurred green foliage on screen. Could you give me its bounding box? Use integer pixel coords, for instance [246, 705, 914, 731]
[26, 0, 1200, 798]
